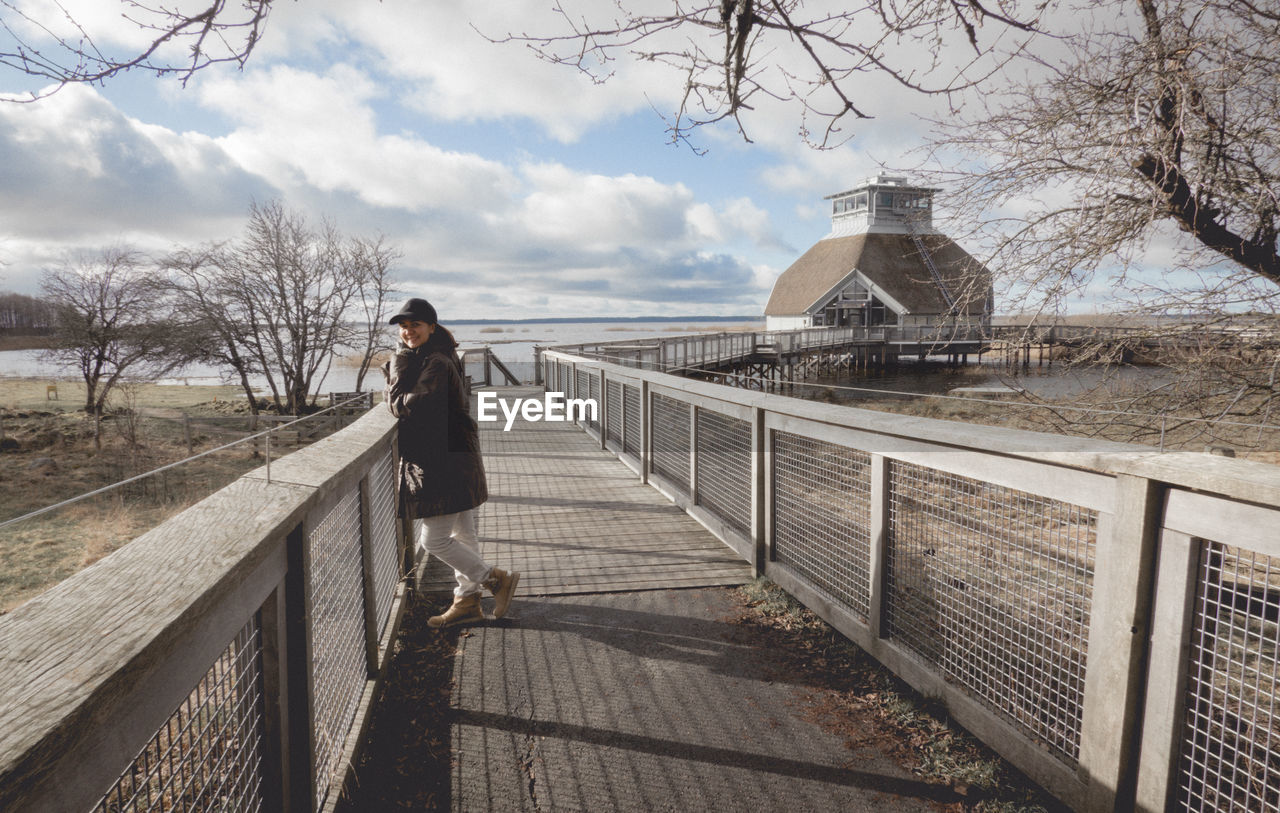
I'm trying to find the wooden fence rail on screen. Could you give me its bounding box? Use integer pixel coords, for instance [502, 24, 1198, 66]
[0, 407, 409, 813]
[543, 348, 1280, 813]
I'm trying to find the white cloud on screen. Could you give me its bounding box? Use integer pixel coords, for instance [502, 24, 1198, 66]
[0, 85, 273, 289]
[0, 84, 269, 237]
[198, 64, 517, 212]
[0, 4, 784, 317]
[513, 165, 698, 249]
[267, 0, 678, 143]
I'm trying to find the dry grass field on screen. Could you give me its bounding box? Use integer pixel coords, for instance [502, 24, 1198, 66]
[3, 367, 1275, 612]
[0, 377, 298, 612]
[0, 377, 245, 413]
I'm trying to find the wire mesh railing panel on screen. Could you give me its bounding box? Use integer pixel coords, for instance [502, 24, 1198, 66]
[1175, 542, 1280, 813]
[558, 362, 571, 398]
[695, 409, 752, 538]
[587, 371, 602, 432]
[95, 617, 264, 813]
[650, 393, 691, 495]
[623, 384, 641, 458]
[606, 381, 623, 445]
[308, 487, 368, 809]
[369, 448, 400, 640]
[771, 432, 872, 621]
[885, 460, 1096, 765]
[575, 370, 589, 414]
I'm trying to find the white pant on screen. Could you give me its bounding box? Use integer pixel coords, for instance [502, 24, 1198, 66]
[416, 509, 492, 597]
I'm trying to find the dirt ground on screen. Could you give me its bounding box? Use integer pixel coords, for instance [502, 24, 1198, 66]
[0, 377, 308, 612]
[0, 377, 246, 413]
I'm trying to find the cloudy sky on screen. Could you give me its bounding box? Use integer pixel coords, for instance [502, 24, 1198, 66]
[0, 1, 1018, 319]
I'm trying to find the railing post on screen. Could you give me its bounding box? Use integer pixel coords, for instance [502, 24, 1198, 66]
[750, 406, 767, 577]
[260, 585, 291, 813]
[867, 454, 890, 640]
[358, 475, 379, 674]
[283, 523, 317, 812]
[1077, 474, 1164, 812]
[688, 404, 700, 505]
[1134, 529, 1200, 813]
[599, 371, 608, 451]
[640, 379, 651, 485]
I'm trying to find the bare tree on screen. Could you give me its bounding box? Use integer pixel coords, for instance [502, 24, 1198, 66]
[495, 0, 1043, 148]
[162, 244, 265, 414]
[923, 0, 1280, 445]
[40, 247, 185, 445]
[1, 0, 270, 100]
[932, 0, 1280, 293]
[165, 204, 402, 416]
[224, 201, 354, 414]
[344, 234, 400, 392]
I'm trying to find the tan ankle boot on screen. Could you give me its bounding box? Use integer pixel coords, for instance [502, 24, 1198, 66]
[427, 593, 484, 628]
[484, 568, 520, 619]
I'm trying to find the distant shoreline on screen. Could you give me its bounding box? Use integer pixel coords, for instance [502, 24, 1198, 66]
[0, 335, 52, 352]
[446, 315, 764, 325]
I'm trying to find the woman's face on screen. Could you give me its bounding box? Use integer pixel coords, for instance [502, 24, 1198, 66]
[399, 319, 434, 349]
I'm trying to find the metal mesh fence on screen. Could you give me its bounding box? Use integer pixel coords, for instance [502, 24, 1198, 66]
[1175, 541, 1280, 813]
[885, 460, 1096, 765]
[771, 432, 873, 621]
[96, 617, 264, 812]
[623, 385, 641, 458]
[575, 370, 589, 418]
[650, 393, 691, 495]
[587, 371, 602, 432]
[308, 487, 368, 809]
[694, 409, 752, 538]
[369, 448, 400, 640]
[560, 362, 573, 398]
[606, 381, 623, 445]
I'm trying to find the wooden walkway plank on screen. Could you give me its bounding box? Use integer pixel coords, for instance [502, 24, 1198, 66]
[416, 387, 752, 596]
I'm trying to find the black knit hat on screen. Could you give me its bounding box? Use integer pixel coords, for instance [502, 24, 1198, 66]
[389, 297, 437, 325]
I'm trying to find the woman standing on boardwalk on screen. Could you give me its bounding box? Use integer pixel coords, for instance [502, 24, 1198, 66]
[384, 297, 518, 627]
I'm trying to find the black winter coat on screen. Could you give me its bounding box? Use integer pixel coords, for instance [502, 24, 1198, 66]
[384, 334, 487, 519]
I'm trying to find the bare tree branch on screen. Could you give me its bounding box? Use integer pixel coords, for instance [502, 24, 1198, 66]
[1, 0, 270, 101]
[40, 247, 186, 446]
[488, 0, 1044, 148]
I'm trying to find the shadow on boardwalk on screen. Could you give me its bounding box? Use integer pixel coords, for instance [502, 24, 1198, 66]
[337, 388, 1062, 812]
[340, 585, 980, 813]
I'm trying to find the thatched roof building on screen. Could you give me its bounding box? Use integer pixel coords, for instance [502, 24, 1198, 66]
[765, 177, 993, 331]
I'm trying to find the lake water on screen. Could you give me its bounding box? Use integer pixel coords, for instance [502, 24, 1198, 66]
[0, 320, 765, 394]
[0, 319, 1163, 402]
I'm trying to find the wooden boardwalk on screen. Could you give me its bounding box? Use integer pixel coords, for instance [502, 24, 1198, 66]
[356, 388, 956, 812]
[419, 386, 751, 596]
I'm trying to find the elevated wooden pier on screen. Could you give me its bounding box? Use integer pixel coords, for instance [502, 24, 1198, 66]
[543, 324, 988, 391]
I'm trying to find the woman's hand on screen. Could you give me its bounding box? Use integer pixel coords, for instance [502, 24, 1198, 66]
[389, 349, 423, 397]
